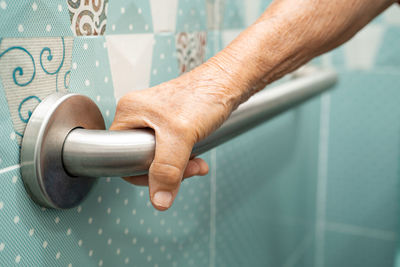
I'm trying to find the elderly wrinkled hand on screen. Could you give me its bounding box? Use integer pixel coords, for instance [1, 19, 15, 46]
[110, 62, 241, 210]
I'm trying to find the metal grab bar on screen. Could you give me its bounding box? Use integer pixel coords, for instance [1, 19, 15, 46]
[64, 67, 337, 177]
[21, 66, 337, 209]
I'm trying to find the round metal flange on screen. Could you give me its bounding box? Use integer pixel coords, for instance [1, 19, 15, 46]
[21, 93, 105, 209]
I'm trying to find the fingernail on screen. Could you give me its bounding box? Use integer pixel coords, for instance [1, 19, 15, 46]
[153, 191, 172, 208]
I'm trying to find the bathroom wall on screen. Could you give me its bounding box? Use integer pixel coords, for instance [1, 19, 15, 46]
[217, 2, 400, 267]
[0, 1, 399, 267]
[312, 6, 400, 267]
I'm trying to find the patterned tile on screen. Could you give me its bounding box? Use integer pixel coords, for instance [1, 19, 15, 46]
[175, 32, 207, 74]
[67, 0, 109, 36]
[0, 37, 73, 144]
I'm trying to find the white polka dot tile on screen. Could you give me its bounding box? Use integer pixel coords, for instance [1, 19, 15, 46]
[106, 0, 154, 34]
[0, 2, 72, 37]
[69, 37, 116, 127]
[149, 34, 179, 87]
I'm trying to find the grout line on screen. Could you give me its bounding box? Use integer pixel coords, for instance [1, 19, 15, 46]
[367, 67, 400, 75]
[337, 66, 400, 75]
[283, 231, 314, 267]
[325, 221, 397, 242]
[0, 164, 20, 175]
[314, 91, 331, 267]
[209, 148, 217, 267]
[209, 16, 221, 267]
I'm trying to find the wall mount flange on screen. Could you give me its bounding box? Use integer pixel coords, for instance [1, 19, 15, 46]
[20, 93, 105, 209]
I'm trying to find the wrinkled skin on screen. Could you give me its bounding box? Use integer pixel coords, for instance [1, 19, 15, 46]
[110, 64, 238, 210]
[111, 0, 397, 211]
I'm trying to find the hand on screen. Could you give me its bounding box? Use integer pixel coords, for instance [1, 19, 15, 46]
[110, 63, 239, 211]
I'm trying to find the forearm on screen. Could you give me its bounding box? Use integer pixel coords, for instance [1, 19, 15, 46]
[203, 0, 395, 109]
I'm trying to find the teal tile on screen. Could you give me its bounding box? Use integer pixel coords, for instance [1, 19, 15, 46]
[396, 247, 400, 267]
[176, 0, 207, 32]
[215, 96, 321, 266]
[0, 168, 95, 266]
[0, 0, 72, 37]
[80, 153, 212, 267]
[69, 37, 116, 128]
[0, 139, 212, 267]
[291, 249, 315, 267]
[106, 0, 153, 34]
[223, 0, 245, 29]
[216, 218, 312, 267]
[326, 71, 400, 232]
[86, 152, 212, 267]
[375, 26, 400, 68]
[150, 33, 180, 87]
[324, 231, 397, 267]
[151, 31, 211, 86]
[312, 47, 346, 68]
[206, 30, 222, 60]
[288, 236, 315, 267]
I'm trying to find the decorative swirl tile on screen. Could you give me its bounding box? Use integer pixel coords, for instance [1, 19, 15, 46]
[0, 38, 36, 87]
[175, 32, 207, 74]
[18, 95, 42, 124]
[67, 0, 109, 36]
[0, 37, 73, 144]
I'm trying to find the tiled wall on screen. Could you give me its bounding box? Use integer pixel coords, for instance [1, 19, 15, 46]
[312, 7, 400, 267]
[0, 0, 399, 267]
[214, 2, 400, 267]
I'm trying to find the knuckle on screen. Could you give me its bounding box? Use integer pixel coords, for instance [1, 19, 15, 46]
[117, 95, 132, 109]
[173, 118, 194, 136]
[115, 94, 142, 117]
[150, 162, 182, 186]
[117, 92, 140, 107]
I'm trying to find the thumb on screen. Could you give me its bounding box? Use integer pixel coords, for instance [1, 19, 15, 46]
[148, 132, 194, 211]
